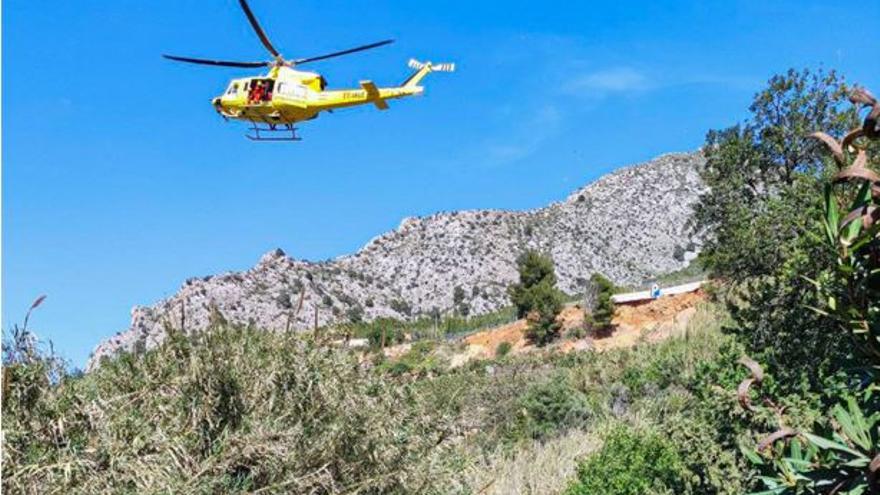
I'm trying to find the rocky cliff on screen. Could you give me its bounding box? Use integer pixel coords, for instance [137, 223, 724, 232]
[87, 151, 706, 370]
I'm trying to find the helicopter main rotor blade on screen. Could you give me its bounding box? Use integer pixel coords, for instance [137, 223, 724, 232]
[163, 54, 269, 68]
[238, 0, 281, 58]
[292, 39, 394, 65]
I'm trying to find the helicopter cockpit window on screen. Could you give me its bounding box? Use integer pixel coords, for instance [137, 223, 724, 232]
[225, 83, 239, 95]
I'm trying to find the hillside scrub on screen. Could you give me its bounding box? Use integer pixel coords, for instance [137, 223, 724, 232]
[564, 425, 688, 495]
[2, 326, 459, 494]
[5, 300, 765, 494]
[334, 305, 518, 346]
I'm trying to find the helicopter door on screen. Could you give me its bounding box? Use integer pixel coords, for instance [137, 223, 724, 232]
[247, 79, 274, 104]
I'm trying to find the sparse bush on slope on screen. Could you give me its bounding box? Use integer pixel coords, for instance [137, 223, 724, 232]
[495, 341, 512, 357]
[514, 375, 591, 440]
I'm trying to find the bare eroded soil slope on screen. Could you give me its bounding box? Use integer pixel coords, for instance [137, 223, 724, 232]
[460, 290, 706, 360]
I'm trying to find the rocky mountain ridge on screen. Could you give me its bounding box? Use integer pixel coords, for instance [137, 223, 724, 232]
[87, 151, 706, 370]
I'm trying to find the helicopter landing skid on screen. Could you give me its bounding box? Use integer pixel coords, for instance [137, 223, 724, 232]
[245, 123, 301, 142]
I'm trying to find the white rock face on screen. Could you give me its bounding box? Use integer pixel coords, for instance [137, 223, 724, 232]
[87, 152, 706, 370]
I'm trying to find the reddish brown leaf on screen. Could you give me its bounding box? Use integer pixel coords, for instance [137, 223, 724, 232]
[738, 377, 757, 411]
[850, 87, 877, 107]
[841, 128, 864, 151]
[810, 132, 845, 166]
[834, 152, 880, 184]
[841, 206, 877, 229]
[756, 428, 797, 452]
[738, 356, 764, 383]
[737, 357, 764, 412]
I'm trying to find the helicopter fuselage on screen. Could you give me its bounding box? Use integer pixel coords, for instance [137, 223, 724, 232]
[164, 0, 453, 139]
[212, 66, 423, 125]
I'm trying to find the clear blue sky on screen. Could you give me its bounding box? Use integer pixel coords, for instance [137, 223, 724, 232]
[4, 1, 878, 368]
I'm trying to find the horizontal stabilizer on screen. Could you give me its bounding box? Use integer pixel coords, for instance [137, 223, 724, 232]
[360, 80, 389, 110]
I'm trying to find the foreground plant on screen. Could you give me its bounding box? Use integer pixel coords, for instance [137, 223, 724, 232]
[745, 87, 880, 494]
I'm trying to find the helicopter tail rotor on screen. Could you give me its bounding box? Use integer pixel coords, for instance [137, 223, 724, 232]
[402, 59, 456, 88]
[407, 59, 455, 72]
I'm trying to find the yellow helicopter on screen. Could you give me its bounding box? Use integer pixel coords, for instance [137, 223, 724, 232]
[164, 0, 454, 141]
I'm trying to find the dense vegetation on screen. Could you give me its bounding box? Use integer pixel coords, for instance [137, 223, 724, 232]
[694, 68, 860, 391]
[4, 301, 752, 494]
[3, 70, 878, 494]
[736, 85, 879, 493]
[691, 71, 879, 492]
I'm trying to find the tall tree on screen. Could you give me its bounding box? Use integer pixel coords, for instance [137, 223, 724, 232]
[694, 68, 860, 393]
[508, 250, 564, 345]
[695, 68, 856, 280]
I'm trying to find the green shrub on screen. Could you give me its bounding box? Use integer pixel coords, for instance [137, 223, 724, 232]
[514, 375, 590, 440]
[359, 317, 407, 347]
[379, 341, 445, 376]
[564, 425, 688, 495]
[495, 341, 512, 358]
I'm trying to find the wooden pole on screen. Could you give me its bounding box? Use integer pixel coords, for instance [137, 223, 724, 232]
[313, 305, 319, 340]
[180, 300, 186, 333]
